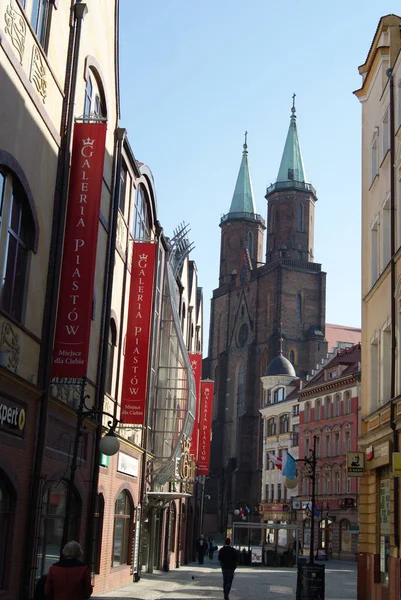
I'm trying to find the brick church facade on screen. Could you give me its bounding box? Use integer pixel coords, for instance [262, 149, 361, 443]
[203, 104, 329, 535]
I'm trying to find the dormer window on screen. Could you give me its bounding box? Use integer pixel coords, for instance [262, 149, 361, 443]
[273, 387, 285, 403]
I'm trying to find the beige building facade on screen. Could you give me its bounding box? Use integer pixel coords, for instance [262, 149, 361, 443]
[355, 13, 401, 600]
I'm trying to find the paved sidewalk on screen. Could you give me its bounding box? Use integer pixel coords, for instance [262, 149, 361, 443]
[93, 559, 357, 600]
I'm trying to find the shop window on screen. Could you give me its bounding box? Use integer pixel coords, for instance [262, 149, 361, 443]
[132, 186, 150, 241]
[113, 490, 133, 566]
[105, 319, 117, 396]
[0, 473, 14, 589]
[37, 481, 80, 578]
[0, 169, 36, 323]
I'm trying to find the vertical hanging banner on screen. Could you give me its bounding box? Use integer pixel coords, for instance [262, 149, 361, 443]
[121, 242, 157, 424]
[52, 122, 107, 378]
[197, 380, 214, 475]
[188, 353, 202, 463]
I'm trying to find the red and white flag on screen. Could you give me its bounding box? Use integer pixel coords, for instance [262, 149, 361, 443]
[268, 453, 282, 470]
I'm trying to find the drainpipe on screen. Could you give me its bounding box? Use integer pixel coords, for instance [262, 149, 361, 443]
[23, 4, 88, 598]
[84, 127, 125, 567]
[387, 67, 399, 556]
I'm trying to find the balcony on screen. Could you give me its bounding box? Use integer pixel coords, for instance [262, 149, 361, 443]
[220, 212, 265, 226]
[265, 180, 317, 197]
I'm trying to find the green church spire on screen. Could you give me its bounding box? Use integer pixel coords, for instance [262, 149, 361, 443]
[276, 94, 307, 184]
[229, 132, 257, 214]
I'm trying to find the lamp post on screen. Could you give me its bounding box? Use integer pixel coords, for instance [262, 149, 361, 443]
[60, 384, 120, 552]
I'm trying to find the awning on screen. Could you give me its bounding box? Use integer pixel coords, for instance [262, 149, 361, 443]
[146, 491, 191, 508]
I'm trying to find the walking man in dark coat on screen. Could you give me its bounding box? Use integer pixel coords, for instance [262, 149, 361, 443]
[218, 537, 238, 600]
[196, 534, 207, 565]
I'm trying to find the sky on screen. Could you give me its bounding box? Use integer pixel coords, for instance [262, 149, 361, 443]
[119, 1, 399, 355]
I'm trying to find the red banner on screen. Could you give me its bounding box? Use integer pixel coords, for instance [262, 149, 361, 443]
[188, 353, 202, 462]
[52, 123, 107, 378]
[197, 380, 214, 475]
[121, 242, 157, 424]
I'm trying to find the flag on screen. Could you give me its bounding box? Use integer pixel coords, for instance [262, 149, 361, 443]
[268, 453, 282, 470]
[282, 451, 297, 480]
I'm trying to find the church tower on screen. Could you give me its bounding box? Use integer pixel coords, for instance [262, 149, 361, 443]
[203, 103, 328, 537]
[219, 134, 266, 286]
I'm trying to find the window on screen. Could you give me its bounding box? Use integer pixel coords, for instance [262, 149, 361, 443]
[105, 319, 117, 396]
[382, 323, 391, 404]
[293, 404, 300, 417]
[370, 334, 379, 411]
[273, 387, 284, 403]
[280, 414, 289, 434]
[315, 399, 321, 420]
[0, 474, 14, 588]
[334, 432, 340, 456]
[382, 109, 390, 159]
[264, 484, 269, 502]
[335, 470, 341, 494]
[297, 204, 304, 232]
[292, 424, 299, 447]
[344, 430, 351, 453]
[237, 364, 246, 417]
[344, 391, 351, 414]
[132, 186, 150, 240]
[305, 436, 310, 458]
[371, 132, 379, 183]
[304, 402, 310, 423]
[267, 418, 276, 436]
[277, 484, 282, 502]
[325, 434, 330, 457]
[315, 436, 321, 458]
[113, 490, 133, 566]
[83, 73, 106, 120]
[371, 219, 379, 284]
[266, 452, 271, 470]
[382, 198, 391, 267]
[334, 394, 341, 417]
[118, 161, 129, 216]
[298, 251, 303, 261]
[29, 0, 51, 50]
[297, 294, 302, 323]
[0, 169, 35, 322]
[324, 396, 331, 419]
[270, 484, 274, 503]
[347, 477, 352, 494]
[289, 349, 295, 365]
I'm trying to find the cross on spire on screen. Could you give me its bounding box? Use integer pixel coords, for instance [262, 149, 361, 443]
[243, 130, 248, 151]
[291, 93, 296, 115]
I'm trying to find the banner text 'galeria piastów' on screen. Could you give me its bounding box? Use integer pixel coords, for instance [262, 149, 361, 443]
[52, 123, 107, 379]
[120, 242, 157, 424]
[197, 380, 214, 475]
[188, 352, 202, 463]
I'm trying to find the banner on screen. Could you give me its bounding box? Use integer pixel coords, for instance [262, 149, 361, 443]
[188, 353, 202, 462]
[197, 380, 214, 475]
[52, 123, 107, 378]
[121, 242, 157, 424]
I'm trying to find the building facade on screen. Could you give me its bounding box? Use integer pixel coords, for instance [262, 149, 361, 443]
[203, 107, 329, 536]
[354, 14, 401, 599]
[297, 344, 361, 560]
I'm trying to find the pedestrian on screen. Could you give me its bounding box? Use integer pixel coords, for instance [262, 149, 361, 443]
[45, 541, 93, 600]
[218, 537, 238, 600]
[208, 537, 217, 560]
[196, 534, 207, 565]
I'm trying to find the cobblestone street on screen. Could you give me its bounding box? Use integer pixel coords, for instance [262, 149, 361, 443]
[94, 560, 357, 600]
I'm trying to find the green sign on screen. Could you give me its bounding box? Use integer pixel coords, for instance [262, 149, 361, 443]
[348, 524, 359, 534]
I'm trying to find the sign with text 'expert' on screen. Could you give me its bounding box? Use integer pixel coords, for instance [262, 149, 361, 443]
[188, 352, 202, 463]
[52, 123, 107, 378]
[197, 380, 214, 475]
[121, 242, 156, 424]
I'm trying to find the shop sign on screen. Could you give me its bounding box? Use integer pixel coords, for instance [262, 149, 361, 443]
[365, 441, 391, 471]
[380, 479, 391, 535]
[346, 452, 364, 476]
[52, 123, 107, 378]
[0, 397, 26, 437]
[392, 452, 401, 477]
[188, 353, 202, 462]
[121, 242, 157, 424]
[179, 436, 196, 484]
[197, 380, 214, 475]
[117, 452, 138, 477]
[262, 504, 290, 512]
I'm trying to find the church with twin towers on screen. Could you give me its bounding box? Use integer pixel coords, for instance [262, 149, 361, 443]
[203, 99, 329, 534]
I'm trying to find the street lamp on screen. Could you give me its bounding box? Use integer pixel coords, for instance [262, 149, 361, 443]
[61, 386, 120, 551]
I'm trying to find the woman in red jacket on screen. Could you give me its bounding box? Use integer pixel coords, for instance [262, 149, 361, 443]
[45, 541, 93, 600]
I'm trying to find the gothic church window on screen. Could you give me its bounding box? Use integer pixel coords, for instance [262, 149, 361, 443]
[297, 294, 302, 323]
[297, 204, 304, 232]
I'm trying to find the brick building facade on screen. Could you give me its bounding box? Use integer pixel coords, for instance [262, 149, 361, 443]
[203, 108, 329, 535]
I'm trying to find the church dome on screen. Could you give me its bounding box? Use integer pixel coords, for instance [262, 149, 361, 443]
[265, 354, 296, 377]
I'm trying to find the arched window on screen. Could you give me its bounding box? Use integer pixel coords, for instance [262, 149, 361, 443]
[84, 70, 106, 119]
[343, 391, 351, 414]
[132, 185, 150, 240]
[267, 418, 276, 436]
[297, 204, 304, 232]
[113, 490, 133, 566]
[334, 394, 341, 417]
[304, 402, 311, 423]
[315, 399, 321, 421]
[106, 319, 117, 396]
[289, 349, 295, 365]
[324, 396, 331, 419]
[247, 231, 253, 259]
[237, 364, 246, 416]
[0, 473, 14, 588]
[334, 469, 341, 494]
[37, 481, 80, 577]
[280, 414, 289, 433]
[0, 169, 36, 322]
[297, 294, 302, 323]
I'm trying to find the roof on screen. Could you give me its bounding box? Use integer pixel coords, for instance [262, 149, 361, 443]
[302, 343, 361, 392]
[265, 354, 296, 378]
[325, 324, 361, 353]
[228, 140, 256, 214]
[276, 102, 307, 184]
